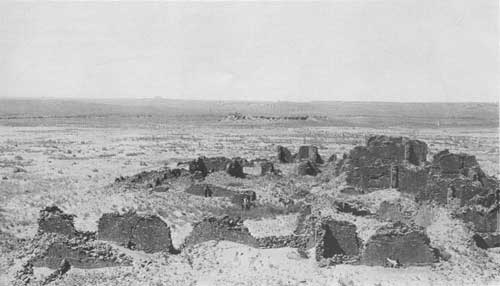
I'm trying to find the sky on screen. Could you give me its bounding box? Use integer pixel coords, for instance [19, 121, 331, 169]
[0, 1, 498, 102]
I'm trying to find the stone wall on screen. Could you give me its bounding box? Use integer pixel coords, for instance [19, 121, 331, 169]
[37, 206, 76, 237]
[361, 222, 437, 266]
[97, 212, 174, 253]
[183, 216, 259, 247]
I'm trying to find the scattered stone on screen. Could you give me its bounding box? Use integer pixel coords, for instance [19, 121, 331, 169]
[41, 258, 71, 285]
[297, 160, 320, 176]
[185, 183, 233, 197]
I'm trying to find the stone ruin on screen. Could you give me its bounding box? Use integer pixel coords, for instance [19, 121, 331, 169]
[116, 167, 190, 188]
[189, 156, 233, 174]
[277, 145, 293, 163]
[361, 222, 438, 266]
[336, 135, 500, 250]
[297, 160, 321, 176]
[97, 211, 175, 253]
[335, 135, 428, 192]
[295, 145, 324, 164]
[231, 191, 257, 209]
[38, 206, 77, 237]
[183, 216, 259, 247]
[316, 219, 361, 263]
[376, 200, 415, 224]
[260, 161, 280, 176]
[25, 206, 131, 278]
[226, 159, 245, 178]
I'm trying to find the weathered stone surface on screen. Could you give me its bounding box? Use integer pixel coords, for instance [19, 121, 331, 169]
[97, 212, 174, 253]
[204, 156, 232, 173]
[277, 146, 293, 163]
[296, 145, 323, 164]
[297, 160, 320, 176]
[475, 233, 500, 249]
[38, 206, 76, 237]
[336, 136, 428, 191]
[184, 216, 258, 247]
[361, 222, 437, 266]
[226, 159, 245, 178]
[376, 201, 414, 223]
[30, 232, 130, 270]
[454, 206, 498, 233]
[130, 216, 173, 253]
[185, 183, 233, 197]
[231, 191, 257, 208]
[318, 220, 360, 258]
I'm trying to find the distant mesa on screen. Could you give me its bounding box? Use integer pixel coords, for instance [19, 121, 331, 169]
[222, 112, 327, 122]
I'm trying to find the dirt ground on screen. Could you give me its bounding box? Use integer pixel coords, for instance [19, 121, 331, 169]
[0, 120, 499, 285]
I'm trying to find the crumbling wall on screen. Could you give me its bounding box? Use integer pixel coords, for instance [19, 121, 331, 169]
[317, 220, 360, 258]
[297, 160, 320, 176]
[296, 145, 323, 164]
[226, 159, 245, 178]
[454, 206, 498, 233]
[97, 212, 174, 253]
[361, 222, 437, 266]
[277, 145, 293, 163]
[261, 161, 279, 176]
[183, 216, 259, 247]
[203, 156, 232, 173]
[397, 164, 429, 195]
[337, 136, 429, 191]
[376, 200, 415, 224]
[37, 206, 76, 237]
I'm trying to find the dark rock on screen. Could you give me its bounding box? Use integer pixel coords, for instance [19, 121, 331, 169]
[361, 222, 437, 266]
[296, 145, 323, 164]
[277, 146, 293, 163]
[297, 160, 320, 176]
[226, 159, 245, 178]
[38, 206, 76, 237]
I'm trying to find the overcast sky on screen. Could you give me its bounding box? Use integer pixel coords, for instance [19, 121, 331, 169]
[0, 1, 497, 102]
